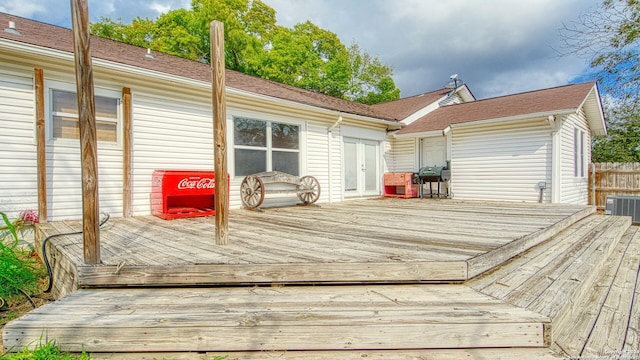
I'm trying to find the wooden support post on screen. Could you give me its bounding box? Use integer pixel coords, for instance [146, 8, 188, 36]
[122, 87, 132, 217]
[70, 0, 100, 264]
[210, 21, 229, 245]
[34, 68, 47, 222]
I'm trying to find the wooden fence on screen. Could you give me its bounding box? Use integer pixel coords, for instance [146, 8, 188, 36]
[589, 162, 640, 211]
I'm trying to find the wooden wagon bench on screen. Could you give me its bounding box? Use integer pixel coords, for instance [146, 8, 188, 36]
[240, 171, 321, 210]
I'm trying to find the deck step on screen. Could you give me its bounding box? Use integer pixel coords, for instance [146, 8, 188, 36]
[90, 348, 565, 359]
[552, 225, 640, 357]
[3, 284, 550, 353]
[468, 214, 633, 351]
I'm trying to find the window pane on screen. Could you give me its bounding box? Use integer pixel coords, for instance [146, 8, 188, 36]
[273, 151, 299, 175]
[53, 116, 117, 142]
[272, 123, 299, 149]
[235, 149, 266, 176]
[52, 90, 78, 115]
[95, 96, 118, 119]
[53, 115, 79, 139]
[234, 118, 266, 147]
[97, 120, 118, 142]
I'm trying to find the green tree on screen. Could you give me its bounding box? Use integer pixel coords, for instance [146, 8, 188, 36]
[560, 0, 640, 103]
[560, 0, 640, 161]
[254, 22, 351, 97]
[347, 43, 400, 104]
[90, 0, 400, 104]
[592, 100, 640, 162]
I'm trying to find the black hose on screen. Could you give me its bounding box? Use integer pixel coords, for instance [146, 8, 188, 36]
[42, 213, 110, 293]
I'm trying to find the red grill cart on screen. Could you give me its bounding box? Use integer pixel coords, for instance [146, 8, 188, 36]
[151, 170, 229, 220]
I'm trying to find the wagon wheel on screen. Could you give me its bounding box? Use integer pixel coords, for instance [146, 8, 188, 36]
[297, 176, 321, 205]
[241, 175, 265, 209]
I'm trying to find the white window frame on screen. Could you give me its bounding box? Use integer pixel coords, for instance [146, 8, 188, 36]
[45, 80, 122, 147]
[574, 127, 586, 178]
[231, 114, 305, 178]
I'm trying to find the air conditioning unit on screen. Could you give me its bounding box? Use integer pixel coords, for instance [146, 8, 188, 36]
[605, 196, 640, 224]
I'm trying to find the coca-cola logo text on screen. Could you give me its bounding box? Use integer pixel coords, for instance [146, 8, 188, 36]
[177, 177, 215, 190]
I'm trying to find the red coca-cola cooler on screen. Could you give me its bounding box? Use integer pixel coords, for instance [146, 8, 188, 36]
[151, 170, 229, 220]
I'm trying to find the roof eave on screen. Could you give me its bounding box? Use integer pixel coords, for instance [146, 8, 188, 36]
[1, 38, 400, 127]
[578, 84, 607, 136]
[228, 87, 401, 128]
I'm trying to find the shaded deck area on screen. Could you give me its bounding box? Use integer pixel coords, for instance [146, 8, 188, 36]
[36, 198, 593, 293]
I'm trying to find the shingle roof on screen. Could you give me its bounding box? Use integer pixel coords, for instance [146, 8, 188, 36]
[395, 82, 598, 134]
[371, 88, 451, 120]
[0, 12, 396, 121]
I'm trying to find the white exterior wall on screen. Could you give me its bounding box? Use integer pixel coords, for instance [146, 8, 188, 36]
[559, 111, 591, 204]
[450, 120, 552, 202]
[386, 137, 417, 173]
[0, 50, 395, 219]
[130, 94, 215, 216]
[0, 68, 38, 219]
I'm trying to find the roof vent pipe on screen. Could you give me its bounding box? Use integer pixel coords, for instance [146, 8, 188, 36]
[145, 48, 154, 59]
[4, 21, 20, 35]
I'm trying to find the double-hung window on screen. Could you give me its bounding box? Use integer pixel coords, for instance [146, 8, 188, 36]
[234, 118, 300, 177]
[51, 89, 119, 143]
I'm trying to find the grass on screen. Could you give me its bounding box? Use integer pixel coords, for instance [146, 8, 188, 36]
[0, 340, 90, 360]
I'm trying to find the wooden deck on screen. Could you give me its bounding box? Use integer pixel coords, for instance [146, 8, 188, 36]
[5, 198, 640, 358]
[35, 198, 593, 296]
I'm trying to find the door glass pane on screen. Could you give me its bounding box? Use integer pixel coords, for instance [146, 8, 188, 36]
[344, 141, 357, 191]
[234, 118, 266, 146]
[364, 143, 377, 191]
[273, 151, 299, 175]
[272, 123, 299, 149]
[235, 149, 266, 176]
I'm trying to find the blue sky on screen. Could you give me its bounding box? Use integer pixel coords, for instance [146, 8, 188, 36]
[0, 0, 604, 99]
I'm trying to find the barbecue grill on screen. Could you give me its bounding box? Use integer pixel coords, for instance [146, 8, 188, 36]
[417, 163, 450, 198]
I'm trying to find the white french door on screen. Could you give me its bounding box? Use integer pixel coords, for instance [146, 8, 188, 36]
[344, 137, 380, 197]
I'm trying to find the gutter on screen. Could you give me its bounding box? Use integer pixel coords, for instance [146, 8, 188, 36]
[392, 109, 576, 138]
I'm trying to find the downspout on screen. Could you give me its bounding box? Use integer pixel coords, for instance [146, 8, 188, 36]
[327, 115, 343, 203]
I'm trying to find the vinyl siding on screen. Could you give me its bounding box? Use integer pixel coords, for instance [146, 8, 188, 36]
[559, 111, 590, 204]
[451, 120, 552, 202]
[386, 137, 416, 173]
[0, 69, 38, 219]
[131, 94, 215, 216]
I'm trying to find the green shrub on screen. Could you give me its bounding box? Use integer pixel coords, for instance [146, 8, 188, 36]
[0, 211, 44, 304]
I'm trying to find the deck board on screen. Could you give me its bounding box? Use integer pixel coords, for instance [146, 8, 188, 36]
[3, 284, 550, 353]
[35, 199, 593, 288]
[581, 226, 640, 357]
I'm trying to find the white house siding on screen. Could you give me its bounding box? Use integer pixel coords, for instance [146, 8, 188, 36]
[0, 68, 38, 219]
[559, 111, 591, 204]
[386, 137, 417, 173]
[450, 120, 552, 202]
[130, 94, 215, 216]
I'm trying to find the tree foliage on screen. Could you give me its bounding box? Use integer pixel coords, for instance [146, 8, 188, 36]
[560, 0, 640, 162]
[90, 0, 400, 104]
[560, 0, 640, 103]
[592, 100, 640, 162]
